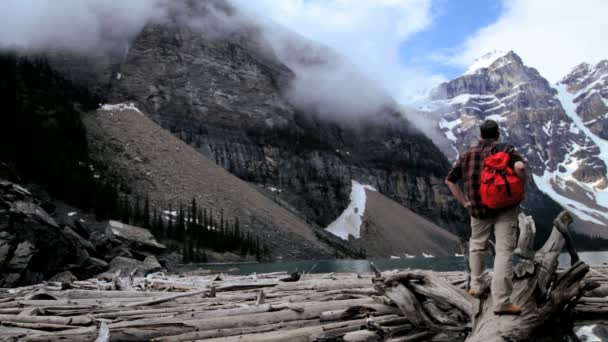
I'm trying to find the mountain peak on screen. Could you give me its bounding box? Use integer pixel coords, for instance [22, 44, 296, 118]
[463, 50, 519, 76]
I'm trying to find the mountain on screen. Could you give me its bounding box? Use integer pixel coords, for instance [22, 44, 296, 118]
[419, 51, 608, 239]
[0, 0, 470, 266]
[84, 103, 343, 259]
[91, 2, 467, 237]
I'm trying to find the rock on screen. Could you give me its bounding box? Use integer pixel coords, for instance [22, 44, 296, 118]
[10, 201, 58, 228]
[80, 257, 109, 277]
[72, 220, 92, 239]
[108, 256, 142, 275]
[62, 226, 96, 252]
[108, 256, 162, 276]
[142, 255, 163, 273]
[49, 271, 77, 284]
[0, 178, 101, 287]
[105, 220, 165, 253]
[7, 241, 35, 270]
[90, 230, 111, 251]
[0, 232, 13, 264]
[106, 245, 133, 260]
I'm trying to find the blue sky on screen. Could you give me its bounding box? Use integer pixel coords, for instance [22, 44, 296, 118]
[236, 0, 608, 104]
[399, 0, 503, 79]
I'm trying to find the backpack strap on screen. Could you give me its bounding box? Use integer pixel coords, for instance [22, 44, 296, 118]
[491, 142, 510, 154]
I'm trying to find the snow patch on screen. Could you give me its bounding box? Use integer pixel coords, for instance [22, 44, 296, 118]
[439, 117, 462, 143]
[325, 181, 377, 240]
[485, 114, 507, 123]
[67, 212, 77, 217]
[99, 103, 144, 116]
[463, 50, 509, 76]
[533, 172, 608, 225]
[576, 325, 600, 342]
[116, 73, 122, 80]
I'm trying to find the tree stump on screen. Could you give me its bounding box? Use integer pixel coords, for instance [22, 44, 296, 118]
[374, 211, 599, 341]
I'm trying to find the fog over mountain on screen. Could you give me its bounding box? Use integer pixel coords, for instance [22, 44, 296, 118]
[0, 0, 399, 122]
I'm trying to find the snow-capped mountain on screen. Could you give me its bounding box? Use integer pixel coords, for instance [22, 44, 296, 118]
[419, 51, 608, 237]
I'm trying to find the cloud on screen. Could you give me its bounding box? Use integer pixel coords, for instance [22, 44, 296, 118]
[0, 0, 167, 55]
[0, 0, 444, 116]
[231, 0, 445, 105]
[446, 0, 608, 82]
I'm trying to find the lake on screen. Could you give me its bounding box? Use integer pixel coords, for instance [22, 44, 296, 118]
[191, 251, 608, 275]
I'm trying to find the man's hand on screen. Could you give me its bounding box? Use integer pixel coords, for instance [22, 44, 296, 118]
[445, 179, 471, 211]
[514, 161, 526, 182]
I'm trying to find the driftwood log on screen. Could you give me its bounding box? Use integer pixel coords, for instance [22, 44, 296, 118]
[373, 210, 599, 341]
[0, 210, 604, 341]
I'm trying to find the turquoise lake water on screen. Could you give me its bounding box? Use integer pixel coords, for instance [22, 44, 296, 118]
[190, 251, 608, 275]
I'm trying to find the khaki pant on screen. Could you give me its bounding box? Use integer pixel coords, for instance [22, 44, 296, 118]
[469, 207, 518, 309]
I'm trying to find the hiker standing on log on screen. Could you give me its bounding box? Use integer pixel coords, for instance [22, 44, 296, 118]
[445, 119, 527, 315]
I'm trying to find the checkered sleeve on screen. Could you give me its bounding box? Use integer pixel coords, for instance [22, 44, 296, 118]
[446, 155, 463, 183]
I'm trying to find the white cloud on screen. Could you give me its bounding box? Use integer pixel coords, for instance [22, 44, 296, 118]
[448, 0, 608, 82]
[0, 0, 166, 55]
[231, 0, 444, 104]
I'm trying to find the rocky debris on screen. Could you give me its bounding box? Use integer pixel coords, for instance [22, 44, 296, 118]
[0, 177, 168, 287]
[108, 256, 163, 276]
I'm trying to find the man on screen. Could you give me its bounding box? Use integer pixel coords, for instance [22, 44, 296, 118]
[445, 119, 526, 315]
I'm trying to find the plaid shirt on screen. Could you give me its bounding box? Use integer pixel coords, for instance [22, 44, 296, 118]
[446, 139, 523, 219]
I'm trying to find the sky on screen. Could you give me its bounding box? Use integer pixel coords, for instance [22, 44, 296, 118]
[1, 0, 607, 106]
[233, 0, 608, 104]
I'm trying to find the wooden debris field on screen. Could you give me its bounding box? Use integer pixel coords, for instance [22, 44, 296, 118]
[0, 266, 606, 341]
[0, 212, 606, 341]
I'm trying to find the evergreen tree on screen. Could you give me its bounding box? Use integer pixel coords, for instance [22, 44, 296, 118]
[191, 197, 197, 226]
[143, 194, 151, 229]
[176, 202, 185, 241]
[120, 195, 131, 224]
[167, 203, 174, 236]
[133, 196, 141, 226]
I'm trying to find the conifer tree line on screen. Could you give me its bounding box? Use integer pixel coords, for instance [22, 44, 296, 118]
[113, 193, 271, 262]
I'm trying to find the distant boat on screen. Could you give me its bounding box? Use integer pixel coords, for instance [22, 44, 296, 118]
[403, 253, 415, 259]
[455, 253, 464, 257]
[422, 253, 435, 258]
[390, 255, 401, 259]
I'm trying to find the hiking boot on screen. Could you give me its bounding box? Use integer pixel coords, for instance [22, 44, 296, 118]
[493, 303, 522, 315]
[467, 289, 482, 298]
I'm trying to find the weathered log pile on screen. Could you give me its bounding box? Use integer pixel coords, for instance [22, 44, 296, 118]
[0, 211, 605, 341]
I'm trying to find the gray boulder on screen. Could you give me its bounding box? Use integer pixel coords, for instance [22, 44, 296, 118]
[105, 220, 165, 253]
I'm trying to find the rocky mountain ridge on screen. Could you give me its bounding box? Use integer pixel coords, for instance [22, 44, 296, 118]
[420, 51, 608, 237]
[101, 4, 467, 236]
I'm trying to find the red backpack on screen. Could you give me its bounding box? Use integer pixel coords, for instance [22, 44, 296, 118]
[480, 144, 524, 209]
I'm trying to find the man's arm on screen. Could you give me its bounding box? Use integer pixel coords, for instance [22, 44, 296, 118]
[514, 161, 526, 182]
[445, 155, 471, 209]
[506, 145, 527, 182]
[445, 179, 472, 209]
